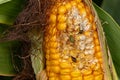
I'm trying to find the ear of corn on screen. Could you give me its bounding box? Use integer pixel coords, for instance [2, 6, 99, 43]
[42, 0, 118, 80]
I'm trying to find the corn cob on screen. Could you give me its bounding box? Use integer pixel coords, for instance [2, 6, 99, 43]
[43, 0, 113, 80]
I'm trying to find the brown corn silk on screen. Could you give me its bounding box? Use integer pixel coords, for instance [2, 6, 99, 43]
[43, 0, 112, 80]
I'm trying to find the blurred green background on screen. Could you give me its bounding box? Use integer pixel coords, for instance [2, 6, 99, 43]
[93, 0, 120, 25]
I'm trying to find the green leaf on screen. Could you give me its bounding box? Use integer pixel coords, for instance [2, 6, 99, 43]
[0, 76, 13, 80]
[0, 0, 11, 5]
[0, 40, 20, 76]
[94, 3, 120, 78]
[102, 0, 120, 25]
[93, 0, 103, 6]
[0, 24, 9, 34]
[0, 0, 26, 25]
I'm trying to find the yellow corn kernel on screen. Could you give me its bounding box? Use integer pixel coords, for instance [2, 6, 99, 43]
[93, 69, 102, 75]
[58, 14, 66, 22]
[50, 48, 58, 54]
[49, 14, 56, 23]
[50, 36, 57, 41]
[94, 74, 103, 80]
[94, 63, 101, 70]
[79, 6, 87, 17]
[50, 53, 60, 59]
[75, 0, 82, 3]
[44, 36, 49, 42]
[51, 6, 57, 14]
[62, 50, 68, 54]
[78, 2, 84, 10]
[49, 41, 58, 48]
[46, 53, 49, 60]
[57, 23, 67, 31]
[95, 45, 101, 52]
[60, 62, 71, 68]
[71, 70, 81, 77]
[65, 3, 72, 10]
[44, 42, 49, 48]
[51, 66, 60, 73]
[72, 76, 82, 80]
[49, 48, 56, 53]
[56, 77, 60, 80]
[60, 69, 71, 75]
[99, 58, 103, 63]
[92, 23, 97, 31]
[46, 49, 50, 54]
[90, 63, 96, 69]
[58, 5, 66, 14]
[47, 42, 50, 48]
[89, 14, 94, 23]
[93, 31, 98, 39]
[96, 51, 102, 58]
[46, 60, 50, 66]
[49, 26, 57, 35]
[85, 6, 90, 14]
[50, 60, 59, 65]
[95, 38, 100, 45]
[84, 31, 91, 36]
[84, 75, 94, 80]
[60, 75, 71, 80]
[71, 1, 77, 6]
[46, 66, 50, 72]
[49, 72, 56, 77]
[81, 69, 92, 75]
[49, 77, 56, 80]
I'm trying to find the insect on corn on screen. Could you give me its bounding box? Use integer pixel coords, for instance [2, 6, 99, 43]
[38, 0, 118, 80]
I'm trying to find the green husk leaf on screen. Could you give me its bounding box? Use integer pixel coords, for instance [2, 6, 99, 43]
[0, 0, 11, 5]
[102, 0, 120, 25]
[0, 0, 25, 25]
[0, 40, 20, 76]
[94, 3, 120, 79]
